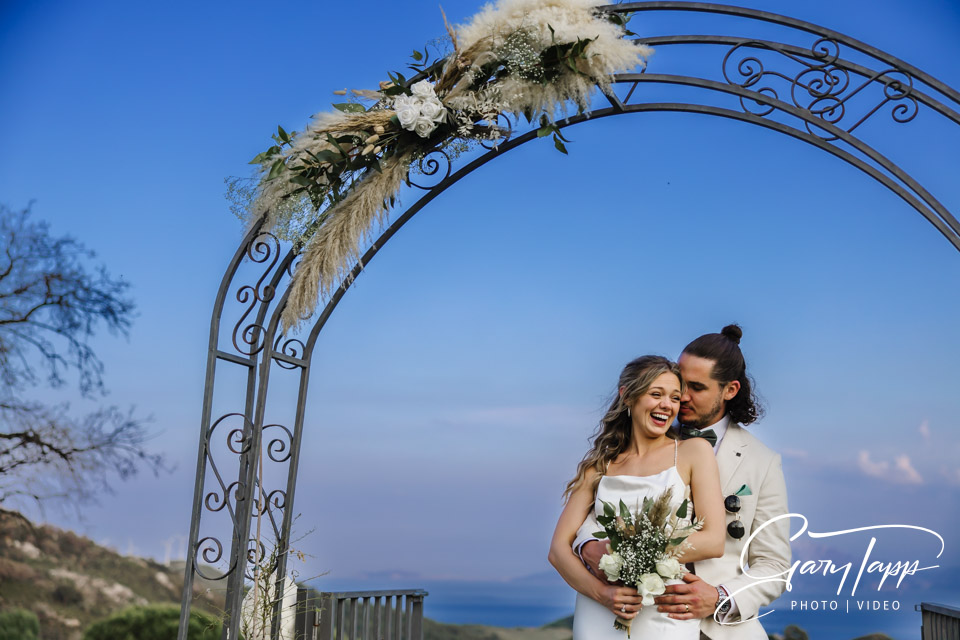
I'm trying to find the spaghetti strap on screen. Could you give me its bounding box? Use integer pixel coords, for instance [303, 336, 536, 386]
[673, 438, 679, 467]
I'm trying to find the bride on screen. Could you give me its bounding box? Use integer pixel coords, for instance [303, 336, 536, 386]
[549, 355, 725, 639]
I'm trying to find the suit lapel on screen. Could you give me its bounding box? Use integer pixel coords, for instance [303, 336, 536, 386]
[716, 424, 748, 493]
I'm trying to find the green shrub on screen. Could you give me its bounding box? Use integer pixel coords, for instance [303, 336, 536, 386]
[52, 582, 85, 606]
[83, 604, 222, 640]
[0, 608, 40, 640]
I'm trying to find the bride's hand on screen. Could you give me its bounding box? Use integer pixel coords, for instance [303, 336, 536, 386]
[599, 584, 642, 619]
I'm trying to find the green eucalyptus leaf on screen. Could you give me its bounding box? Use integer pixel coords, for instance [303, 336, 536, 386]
[669, 537, 687, 546]
[537, 126, 552, 138]
[412, 49, 423, 61]
[618, 500, 630, 520]
[314, 150, 340, 164]
[332, 102, 366, 113]
[593, 531, 608, 539]
[676, 499, 688, 519]
[325, 133, 347, 155]
[602, 501, 615, 518]
[277, 126, 291, 144]
[267, 159, 286, 180]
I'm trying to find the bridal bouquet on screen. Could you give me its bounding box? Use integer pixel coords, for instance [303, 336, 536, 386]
[593, 487, 703, 637]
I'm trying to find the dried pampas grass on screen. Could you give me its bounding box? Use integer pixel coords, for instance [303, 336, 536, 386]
[281, 153, 411, 331]
[246, 0, 652, 331]
[446, 0, 651, 121]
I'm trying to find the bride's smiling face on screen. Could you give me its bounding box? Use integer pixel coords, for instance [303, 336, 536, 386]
[629, 372, 682, 437]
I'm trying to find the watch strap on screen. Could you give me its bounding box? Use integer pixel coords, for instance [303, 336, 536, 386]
[716, 585, 732, 614]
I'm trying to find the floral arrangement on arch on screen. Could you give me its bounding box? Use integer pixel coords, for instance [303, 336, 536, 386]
[231, 0, 652, 331]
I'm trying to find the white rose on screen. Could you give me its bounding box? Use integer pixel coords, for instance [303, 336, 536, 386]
[410, 80, 436, 99]
[394, 95, 420, 129]
[418, 97, 447, 123]
[413, 117, 437, 138]
[597, 552, 623, 582]
[655, 558, 683, 580]
[638, 572, 666, 606]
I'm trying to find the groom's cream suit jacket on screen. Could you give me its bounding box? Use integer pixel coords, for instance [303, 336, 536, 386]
[573, 422, 791, 640]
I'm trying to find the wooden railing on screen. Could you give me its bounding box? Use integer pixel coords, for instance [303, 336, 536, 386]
[919, 602, 960, 640]
[294, 588, 428, 640]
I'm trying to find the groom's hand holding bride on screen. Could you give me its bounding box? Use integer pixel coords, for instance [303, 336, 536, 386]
[654, 573, 717, 620]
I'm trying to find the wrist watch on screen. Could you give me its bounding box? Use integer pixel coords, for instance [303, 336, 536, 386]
[716, 586, 732, 615]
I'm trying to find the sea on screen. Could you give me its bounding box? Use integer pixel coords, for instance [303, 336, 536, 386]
[306, 571, 933, 639]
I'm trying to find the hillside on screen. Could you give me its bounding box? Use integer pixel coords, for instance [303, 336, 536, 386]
[0, 512, 895, 640]
[0, 511, 223, 640]
[0, 511, 572, 640]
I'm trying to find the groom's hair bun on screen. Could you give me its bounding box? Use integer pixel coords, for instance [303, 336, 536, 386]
[721, 324, 742, 345]
[682, 322, 762, 425]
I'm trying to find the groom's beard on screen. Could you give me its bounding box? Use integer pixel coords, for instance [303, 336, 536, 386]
[679, 395, 724, 429]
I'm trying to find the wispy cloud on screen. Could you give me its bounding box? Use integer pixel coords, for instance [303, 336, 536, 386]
[893, 455, 924, 484]
[919, 419, 931, 441]
[940, 466, 960, 486]
[858, 450, 889, 477]
[857, 450, 924, 484]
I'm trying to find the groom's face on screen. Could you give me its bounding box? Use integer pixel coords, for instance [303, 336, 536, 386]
[677, 353, 726, 428]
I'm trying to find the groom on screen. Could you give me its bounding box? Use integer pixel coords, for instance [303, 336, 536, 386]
[573, 325, 791, 640]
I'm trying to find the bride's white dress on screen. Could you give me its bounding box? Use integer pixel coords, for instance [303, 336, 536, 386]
[573, 441, 700, 640]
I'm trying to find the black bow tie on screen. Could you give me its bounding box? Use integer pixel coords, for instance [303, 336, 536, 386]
[679, 425, 718, 447]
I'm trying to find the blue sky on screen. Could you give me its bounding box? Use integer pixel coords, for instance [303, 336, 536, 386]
[2, 0, 960, 634]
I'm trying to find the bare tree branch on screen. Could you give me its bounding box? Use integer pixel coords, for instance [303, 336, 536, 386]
[0, 204, 134, 396]
[0, 203, 163, 512]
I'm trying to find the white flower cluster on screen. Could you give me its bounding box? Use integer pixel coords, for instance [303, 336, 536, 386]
[597, 512, 690, 606]
[598, 550, 624, 582]
[599, 549, 685, 605]
[393, 80, 448, 138]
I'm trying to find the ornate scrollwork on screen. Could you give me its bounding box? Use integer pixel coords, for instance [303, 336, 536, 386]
[250, 488, 287, 518]
[479, 113, 515, 150]
[722, 37, 918, 140]
[262, 424, 294, 463]
[232, 232, 281, 356]
[406, 148, 453, 190]
[204, 480, 246, 513]
[245, 537, 268, 577]
[194, 536, 231, 580]
[202, 413, 253, 522]
[272, 333, 307, 370]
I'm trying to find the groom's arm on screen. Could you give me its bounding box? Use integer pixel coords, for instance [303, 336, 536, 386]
[719, 453, 791, 621]
[572, 510, 602, 561]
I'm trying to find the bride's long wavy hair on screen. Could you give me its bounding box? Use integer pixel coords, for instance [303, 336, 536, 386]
[562, 355, 683, 503]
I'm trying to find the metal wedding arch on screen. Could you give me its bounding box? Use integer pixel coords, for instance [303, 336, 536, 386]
[178, 3, 960, 638]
